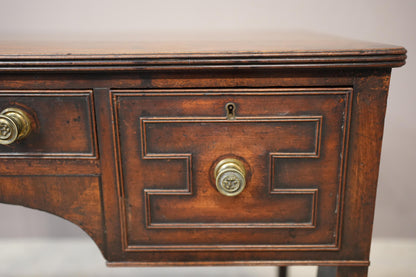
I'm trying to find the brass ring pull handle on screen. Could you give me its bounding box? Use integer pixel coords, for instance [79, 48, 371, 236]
[0, 108, 32, 145]
[214, 158, 246, 196]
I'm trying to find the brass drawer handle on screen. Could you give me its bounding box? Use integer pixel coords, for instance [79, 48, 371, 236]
[214, 158, 246, 196]
[0, 108, 32, 145]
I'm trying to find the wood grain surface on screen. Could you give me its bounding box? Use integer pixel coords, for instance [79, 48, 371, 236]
[0, 31, 406, 71]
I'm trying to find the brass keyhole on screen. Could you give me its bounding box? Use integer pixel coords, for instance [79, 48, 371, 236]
[226, 103, 236, 119]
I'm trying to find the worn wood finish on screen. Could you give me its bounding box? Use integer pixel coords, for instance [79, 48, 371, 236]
[0, 32, 406, 276]
[0, 32, 406, 72]
[113, 89, 349, 252]
[0, 176, 105, 251]
[0, 90, 97, 158]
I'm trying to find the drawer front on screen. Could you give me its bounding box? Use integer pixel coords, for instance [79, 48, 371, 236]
[112, 88, 351, 251]
[0, 90, 97, 158]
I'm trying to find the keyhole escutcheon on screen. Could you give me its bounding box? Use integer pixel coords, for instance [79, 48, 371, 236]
[225, 103, 236, 119]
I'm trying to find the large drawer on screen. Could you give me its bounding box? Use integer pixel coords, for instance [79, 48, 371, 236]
[111, 88, 352, 252]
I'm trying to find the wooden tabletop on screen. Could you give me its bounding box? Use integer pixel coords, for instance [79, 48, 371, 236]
[0, 31, 406, 71]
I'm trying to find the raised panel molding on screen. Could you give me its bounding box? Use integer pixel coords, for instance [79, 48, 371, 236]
[111, 88, 352, 252]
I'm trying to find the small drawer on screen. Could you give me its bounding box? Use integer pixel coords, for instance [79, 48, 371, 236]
[112, 88, 352, 252]
[0, 90, 97, 158]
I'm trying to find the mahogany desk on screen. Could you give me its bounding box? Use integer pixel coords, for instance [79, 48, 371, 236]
[0, 32, 406, 276]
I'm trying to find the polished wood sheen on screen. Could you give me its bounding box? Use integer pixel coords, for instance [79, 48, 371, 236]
[0, 32, 406, 276]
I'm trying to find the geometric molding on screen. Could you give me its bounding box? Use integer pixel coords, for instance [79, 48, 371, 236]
[141, 116, 322, 229]
[111, 88, 352, 252]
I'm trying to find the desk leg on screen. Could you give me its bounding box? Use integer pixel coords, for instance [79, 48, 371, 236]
[317, 266, 368, 277]
[317, 266, 336, 276]
[277, 266, 287, 277]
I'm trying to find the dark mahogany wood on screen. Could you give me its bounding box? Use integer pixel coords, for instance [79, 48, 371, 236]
[113, 88, 349, 252]
[0, 90, 97, 158]
[0, 32, 406, 276]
